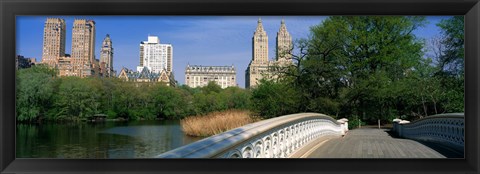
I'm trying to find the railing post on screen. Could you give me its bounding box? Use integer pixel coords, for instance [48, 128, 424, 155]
[337, 118, 349, 136]
[392, 118, 402, 136]
[340, 118, 349, 132]
[358, 118, 361, 128]
[337, 119, 346, 136]
[397, 120, 410, 137]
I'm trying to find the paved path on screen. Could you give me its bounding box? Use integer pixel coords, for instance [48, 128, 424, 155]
[305, 128, 447, 158]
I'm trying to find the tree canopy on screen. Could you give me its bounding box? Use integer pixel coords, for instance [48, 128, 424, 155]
[257, 16, 464, 124]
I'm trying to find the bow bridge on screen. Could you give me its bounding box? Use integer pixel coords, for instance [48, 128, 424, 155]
[157, 113, 464, 158]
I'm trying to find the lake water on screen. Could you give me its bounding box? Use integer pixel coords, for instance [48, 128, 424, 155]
[16, 120, 203, 158]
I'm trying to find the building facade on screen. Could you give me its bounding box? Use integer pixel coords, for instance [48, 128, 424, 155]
[16, 55, 36, 69]
[276, 19, 293, 63]
[118, 67, 176, 87]
[100, 34, 115, 77]
[71, 19, 96, 66]
[245, 18, 293, 88]
[41, 18, 66, 67]
[137, 36, 173, 74]
[70, 19, 97, 77]
[57, 55, 74, 76]
[185, 65, 236, 89]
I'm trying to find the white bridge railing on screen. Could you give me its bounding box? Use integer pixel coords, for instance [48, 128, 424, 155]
[157, 113, 348, 158]
[392, 113, 464, 153]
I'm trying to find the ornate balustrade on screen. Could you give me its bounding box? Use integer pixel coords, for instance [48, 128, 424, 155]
[157, 113, 348, 158]
[392, 113, 464, 153]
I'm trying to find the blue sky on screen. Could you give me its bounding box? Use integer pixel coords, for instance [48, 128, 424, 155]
[16, 16, 450, 88]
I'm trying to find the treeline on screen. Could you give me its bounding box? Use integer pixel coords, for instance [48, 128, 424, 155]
[16, 67, 251, 122]
[251, 16, 464, 126]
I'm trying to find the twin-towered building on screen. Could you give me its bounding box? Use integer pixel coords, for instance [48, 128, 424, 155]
[245, 18, 293, 88]
[41, 18, 115, 77]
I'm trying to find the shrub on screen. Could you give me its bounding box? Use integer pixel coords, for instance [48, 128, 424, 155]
[180, 110, 259, 137]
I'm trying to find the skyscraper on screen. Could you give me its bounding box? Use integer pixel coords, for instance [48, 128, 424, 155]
[71, 19, 96, 66]
[276, 19, 292, 62]
[245, 18, 271, 88]
[100, 34, 114, 77]
[137, 35, 173, 74]
[41, 18, 66, 67]
[252, 18, 269, 64]
[71, 19, 96, 77]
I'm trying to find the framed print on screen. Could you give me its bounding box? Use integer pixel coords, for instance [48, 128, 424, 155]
[1, 0, 479, 173]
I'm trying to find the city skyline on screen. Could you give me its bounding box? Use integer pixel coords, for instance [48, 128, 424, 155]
[17, 16, 449, 88]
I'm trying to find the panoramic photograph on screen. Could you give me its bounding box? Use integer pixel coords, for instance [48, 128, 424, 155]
[15, 16, 464, 158]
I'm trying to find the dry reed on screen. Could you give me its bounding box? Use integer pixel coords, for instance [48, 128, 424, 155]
[180, 110, 259, 137]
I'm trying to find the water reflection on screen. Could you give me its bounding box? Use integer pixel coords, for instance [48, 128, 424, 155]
[16, 120, 203, 158]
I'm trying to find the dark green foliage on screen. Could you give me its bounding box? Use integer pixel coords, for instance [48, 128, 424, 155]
[250, 79, 301, 118]
[348, 115, 366, 129]
[434, 16, 464, 113]
[16, 65, 56, 122]
[52, 77, 101, 121]
[436, 16, 464, 76]
[152, 85, 189, 119]
[191, 82, 251, 115]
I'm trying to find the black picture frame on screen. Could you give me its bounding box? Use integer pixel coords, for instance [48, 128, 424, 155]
[1, 0, 479, 173]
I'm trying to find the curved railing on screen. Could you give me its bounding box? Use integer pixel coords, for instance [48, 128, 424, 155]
[157, 113, 348, 158]
[392, 113, 464, 153]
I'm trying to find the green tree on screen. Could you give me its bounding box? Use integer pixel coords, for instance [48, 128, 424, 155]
[434, 16, 464, 113]
[130, 83, 156, 120]
[223, 87, 252, 110]
[250, 79, 301, 118]
[111, 81, 138, 119]
[16, 66, 56, 122]
[436, 16, 464, 76]
[333, 16, 425, 121]
[282, 16, 429, 123]
[52, 77, 101, 121]
[202, 81, 222, 94]
[152, 85, 187, 119]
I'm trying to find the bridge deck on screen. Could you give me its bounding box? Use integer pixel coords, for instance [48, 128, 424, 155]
[305, 128, 449, 158]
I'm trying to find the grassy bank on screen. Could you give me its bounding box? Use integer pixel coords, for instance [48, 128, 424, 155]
[180, 110, 259, 137]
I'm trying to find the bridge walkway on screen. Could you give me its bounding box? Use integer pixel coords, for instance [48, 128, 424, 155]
[305, 128, 452, 158]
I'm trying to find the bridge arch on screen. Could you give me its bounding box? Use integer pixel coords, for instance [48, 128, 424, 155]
[392, 113, 464, 154]
[157, 113, 348, 158]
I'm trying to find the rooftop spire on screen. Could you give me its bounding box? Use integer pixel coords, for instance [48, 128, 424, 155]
[255, 17, 265, 33]
[279, 19, 287, 32]
[103, 34, 112, 46]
